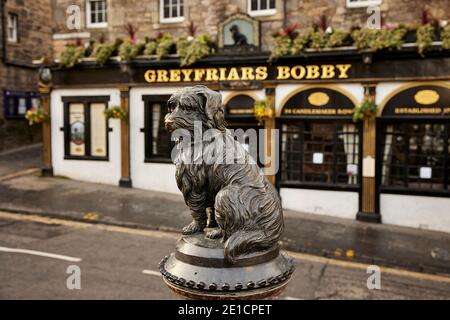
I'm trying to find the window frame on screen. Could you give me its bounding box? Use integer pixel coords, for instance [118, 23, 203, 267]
[3, 90, 40, 119]
[248, 0, 276, 17]
[159, 0, 185, 24]
[7, 12, 18, 43]
[62, 96, 111, 161]
[142, 95, 173, 163]
[86, 0, 108, 29]
[346, 0, 382, 8]
[277, 118, 362, 192]
[377, 118, 450, 197]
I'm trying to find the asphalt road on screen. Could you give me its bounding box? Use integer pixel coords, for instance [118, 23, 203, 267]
[1, 211, 450, 300]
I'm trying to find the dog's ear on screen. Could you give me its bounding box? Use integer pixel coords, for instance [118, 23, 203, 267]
[195, 86, 226, 130]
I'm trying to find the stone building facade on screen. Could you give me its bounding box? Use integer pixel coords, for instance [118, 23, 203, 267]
[0, 0, 53, 151]
[51, 0, 449, 56]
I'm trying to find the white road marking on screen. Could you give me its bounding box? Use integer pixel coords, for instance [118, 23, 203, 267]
[142, 269, 162, 277]
[0, 246, 82, 262]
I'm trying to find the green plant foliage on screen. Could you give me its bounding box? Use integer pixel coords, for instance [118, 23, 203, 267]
[270, 35, 292, 60]
[310, 31, 328, 49]
[94, 43, 115, 65]
[156, 33, 174, 60]
[131, 42, 145, 57]
[254, 100, 271, 125]
[59, 45, 85, 68]
[104, 106, 127, 120]
[179, 34, 213, 67]
[118, 40, 134, 61]
[352, 27, 407, 52]
[326, 29, 350, 47]
[442, 25, 450, 50]
[143, 40, 157, 55]
[25, 107, 50, 125]
[352, 99, 378, 122]
[290, 30, 311, 55]
[416, 24, 435, 56]
[176, 37, 190, 59]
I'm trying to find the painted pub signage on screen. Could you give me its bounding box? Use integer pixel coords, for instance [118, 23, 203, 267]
[382, 85, 450, 118]
[143, 64, 353, 83]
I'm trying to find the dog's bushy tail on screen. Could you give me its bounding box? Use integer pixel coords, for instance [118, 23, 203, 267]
[224, 229, 270, 264]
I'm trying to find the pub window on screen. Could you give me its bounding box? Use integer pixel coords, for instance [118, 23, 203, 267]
[7, 13, 18, 43]
[86, 0, 108, 28]
[160, 0, 184, 23]
[280, 121, 360, 187]
[248, 0, 276, 16]
[380, 122, 449, 192]
[143, 96, 173, 162]
[346, 0, 382, 8]
[62, 96, 110, 160]
[3, 91, 40, 119]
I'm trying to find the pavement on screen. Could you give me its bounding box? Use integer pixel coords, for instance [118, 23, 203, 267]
[1, 211, 450, 299]
[0, 144, 450, 278]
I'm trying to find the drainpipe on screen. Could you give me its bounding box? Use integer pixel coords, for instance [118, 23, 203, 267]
[283, 0, 287, 27]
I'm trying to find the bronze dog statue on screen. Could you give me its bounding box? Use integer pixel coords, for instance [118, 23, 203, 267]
[165, 85, 283, 263]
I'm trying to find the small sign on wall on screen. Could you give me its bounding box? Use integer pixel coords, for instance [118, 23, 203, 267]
[362, 156, 375, 178]
[347, 164, 358, 176]
[419, 167, 432, 179]
[313, 152, 324, 164]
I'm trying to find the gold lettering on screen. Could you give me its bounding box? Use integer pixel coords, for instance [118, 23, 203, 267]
[144, 70, 156, 83]
[255, 66, 268, 80]
[277, 66, 291, 80]
[227, 67, 240, 81]
[321, 65, 335, 79]
[169, 69, 181, 82]
[306, 65, 320, 79]
[194, 69, 205, 81]
[181, 69, 193, 82]
[240, 67, 255, 80]
[219, 68, 228, 81]
[290, 66, 306, 80]
[157, 70, 169, 82]
[205, 68, 219, 81]
[336, 64, 351, 79]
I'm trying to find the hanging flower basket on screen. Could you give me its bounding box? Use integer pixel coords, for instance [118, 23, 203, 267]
[254, 100, 273, 125]
[352, 99, 378, 122]
[104, 106, 127, 120]
[25, 107, 50, 125]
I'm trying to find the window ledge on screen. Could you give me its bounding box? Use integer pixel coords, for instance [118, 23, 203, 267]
[248, 9, 277, 17]
[86, 22, 108, 29]
[159, 17, 185, 24]
[346, 0, 382, 8]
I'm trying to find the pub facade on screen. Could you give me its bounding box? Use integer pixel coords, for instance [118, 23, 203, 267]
[38, 2, 450, 233]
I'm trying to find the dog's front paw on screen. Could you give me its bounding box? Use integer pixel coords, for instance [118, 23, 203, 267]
[205, 228, 223, 239]
[182, 220, 206, 235]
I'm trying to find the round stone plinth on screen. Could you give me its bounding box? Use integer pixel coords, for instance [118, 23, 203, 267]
[158, 233, 295, 300]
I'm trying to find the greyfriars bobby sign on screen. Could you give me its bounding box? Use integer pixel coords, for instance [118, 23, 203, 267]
[218, 13, 260, 53]
[158, 86, 295, 299]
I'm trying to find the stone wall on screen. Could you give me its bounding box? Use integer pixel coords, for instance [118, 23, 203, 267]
[51, 0, 450, 57]
[0, 0, 53, 151]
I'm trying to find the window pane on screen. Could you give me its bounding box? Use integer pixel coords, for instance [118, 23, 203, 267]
[381, 123, 447, 190]
[260, 0, 267, 10]
[164, 6, 170, 18]
[281, 121, 359, 186]
[90, 103, 107, 157]
[149, 102, 171, 159]
[171, 0, 178, 18]
[269, 0, 275, 9]
[69, 103, 86, 156]
[251, 0, 258, 11]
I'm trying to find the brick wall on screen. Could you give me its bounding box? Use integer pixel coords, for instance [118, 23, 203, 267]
[0, 0, 53, 151]
[51, 0, 450, 56]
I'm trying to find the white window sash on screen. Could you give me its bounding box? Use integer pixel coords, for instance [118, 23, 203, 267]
[160, 0, 184, 23]
[7, 14, 18, 42]
[248, 0, 276, 17]
[346, 0, 382, 8]
[86, 0, 108, 28]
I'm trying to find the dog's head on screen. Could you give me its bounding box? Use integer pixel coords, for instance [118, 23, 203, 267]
[165, 85, 226, 132]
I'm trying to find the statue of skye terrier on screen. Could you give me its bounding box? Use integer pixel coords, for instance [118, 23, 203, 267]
[164, 85, 283, 263]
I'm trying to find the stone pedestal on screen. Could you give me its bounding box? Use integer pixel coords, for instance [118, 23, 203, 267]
[159, 233, 295, 299]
